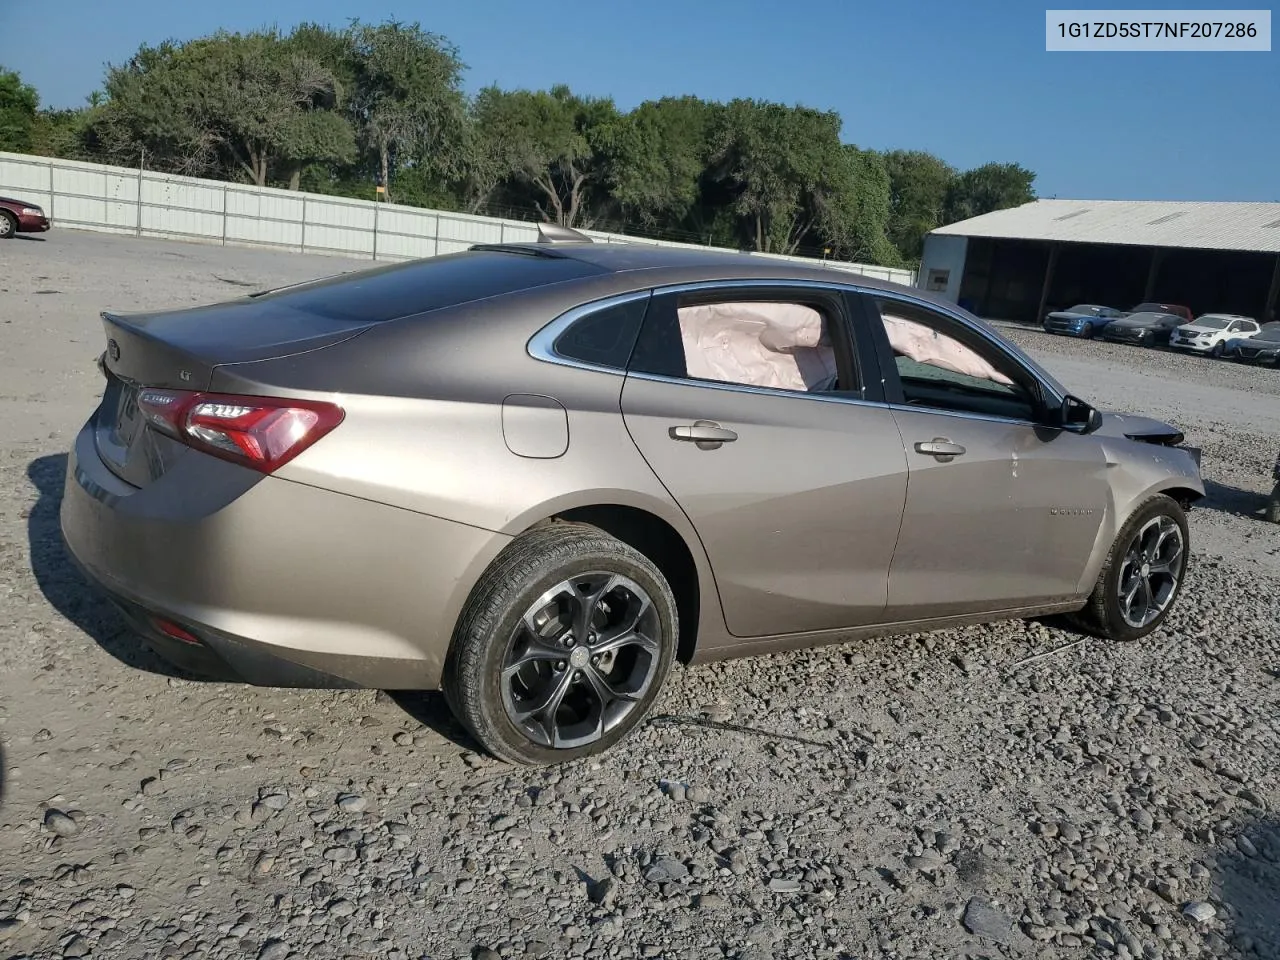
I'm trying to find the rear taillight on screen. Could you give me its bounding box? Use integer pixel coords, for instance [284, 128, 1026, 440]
[136, 389, 343, 474]
[153, 618, 201, 645]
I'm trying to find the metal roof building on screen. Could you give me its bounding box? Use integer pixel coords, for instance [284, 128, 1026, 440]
[918, 199, 1280, 324]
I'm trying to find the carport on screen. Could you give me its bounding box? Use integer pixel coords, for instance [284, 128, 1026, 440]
[916, 199, 1280, 325]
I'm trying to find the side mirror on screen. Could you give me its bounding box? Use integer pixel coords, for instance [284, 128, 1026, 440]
[1060, 395, 1103, 434]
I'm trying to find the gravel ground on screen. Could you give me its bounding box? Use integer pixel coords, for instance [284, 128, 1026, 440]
[1, 231, 1277, 960]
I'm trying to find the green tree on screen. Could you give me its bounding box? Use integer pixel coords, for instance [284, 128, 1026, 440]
[596, 95, 717, 228]
[836, 146, 900, 266]
[93, 31, 356, 186]
[348, 19, 468, 202]
[0, 68, 40, 153]
[943, 161, 1036, 224]
[708, 99, 856, 254]
[470, 84, 618, 227]
[883, 149, 955, 263]
[31, 106, 97, 160]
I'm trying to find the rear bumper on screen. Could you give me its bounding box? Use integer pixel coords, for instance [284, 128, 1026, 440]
[59, 421, 511, 690]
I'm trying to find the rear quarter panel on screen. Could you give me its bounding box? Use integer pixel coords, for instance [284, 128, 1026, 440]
[210, 276, 731, 649]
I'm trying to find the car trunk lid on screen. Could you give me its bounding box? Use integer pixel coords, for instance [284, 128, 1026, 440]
[95, 298, 378, 488]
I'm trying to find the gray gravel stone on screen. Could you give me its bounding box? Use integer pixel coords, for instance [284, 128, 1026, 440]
[336, 794, 366, 814]
[643, 859, 689, 883]
[327, 899, 356, 918]
[1182, 901, 1216, 923]
[44, 810, 79, 838]
[962, 897, 1015, 943]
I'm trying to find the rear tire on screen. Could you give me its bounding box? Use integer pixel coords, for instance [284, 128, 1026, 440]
[1069, 495, 1189, 642]
[0, 212, 15, 239]
[1266, 483, 1280, 524]
[443, 521, 678, 765]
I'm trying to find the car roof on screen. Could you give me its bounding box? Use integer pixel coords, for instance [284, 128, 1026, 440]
[475, 240, 904, 286]
[465, 239, 935, 306]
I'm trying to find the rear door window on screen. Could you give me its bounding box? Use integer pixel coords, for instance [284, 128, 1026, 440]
[629, 287, 863, 397]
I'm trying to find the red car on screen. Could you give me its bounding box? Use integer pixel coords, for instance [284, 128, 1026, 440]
[0, 195, 51, 238]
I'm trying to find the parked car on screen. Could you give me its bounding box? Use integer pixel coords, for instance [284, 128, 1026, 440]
[1225, 321, 1280, 365]
[1042, 303, 1127, 338]
[1100, 311, 1187, 347]
[1169, 314, 1262, 357]
[0, 195, 51, 238]
[1127, 301, 1194, 324]
[59, 227, 1206, 765]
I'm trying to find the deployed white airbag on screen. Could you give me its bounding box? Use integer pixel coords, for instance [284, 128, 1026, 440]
[881, 311, 1014, 386]
[677, 301, 838, 392]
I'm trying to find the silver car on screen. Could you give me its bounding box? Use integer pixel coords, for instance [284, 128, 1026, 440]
[60, 227, 1206, 764]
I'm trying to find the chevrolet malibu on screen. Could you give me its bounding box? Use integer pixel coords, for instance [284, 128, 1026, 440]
[60, 228, 1205, 764]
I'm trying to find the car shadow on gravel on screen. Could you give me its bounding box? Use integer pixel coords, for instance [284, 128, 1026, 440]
[1201, 479, 1274, 522]
[385, 692, 484, 752]
[1211, 816, 1280, 957]
[26, 454, 195, 680]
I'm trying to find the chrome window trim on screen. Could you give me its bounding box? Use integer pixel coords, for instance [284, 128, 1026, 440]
[526, 289, 653, 376]
[857, 286, 1067, 408]
[648, 278, 1065, 405]
[527, 278, 1066, 420]
[885, 402, 1043, 429]
[623, 370, 888, 411]
[620, 371, 1047, 428]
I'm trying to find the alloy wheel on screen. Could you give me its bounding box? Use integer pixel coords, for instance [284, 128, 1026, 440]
[500, 572, 662, 749]
[1117, 515, 1184, 628]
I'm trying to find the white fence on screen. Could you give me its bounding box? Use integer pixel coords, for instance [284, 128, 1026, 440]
[0, 151, 916, 286]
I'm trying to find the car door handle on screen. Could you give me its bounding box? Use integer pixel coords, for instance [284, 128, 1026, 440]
[669, 421, 738, 448]
[914, 438, 966, 461]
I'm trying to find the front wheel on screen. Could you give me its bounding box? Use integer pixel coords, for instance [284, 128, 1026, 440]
[1210, 341, 1224, 358]
[443, 521, 678, 765]
[1070, 495, 1189, 642]
[1266, 483, 1280, 524]
[1080, 322, 1093, 338]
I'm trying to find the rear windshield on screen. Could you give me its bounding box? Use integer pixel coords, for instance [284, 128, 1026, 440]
[246, 249, 606, 324]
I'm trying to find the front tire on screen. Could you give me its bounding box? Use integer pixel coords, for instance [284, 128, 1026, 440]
[443, 521, 678, 765]
[1266, 483, 1280, 524]
[1070, 495, 1189, 642]
[1211, 341, 1224, 358]
[1080, 322, 1093, 338]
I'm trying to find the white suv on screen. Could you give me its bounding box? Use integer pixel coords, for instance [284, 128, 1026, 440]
[1169, 314, 1261, 357]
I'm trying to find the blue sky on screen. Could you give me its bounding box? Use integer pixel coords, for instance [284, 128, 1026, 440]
[4, 0, 1277, 202]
